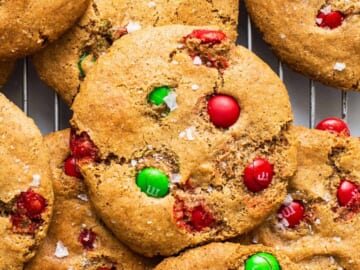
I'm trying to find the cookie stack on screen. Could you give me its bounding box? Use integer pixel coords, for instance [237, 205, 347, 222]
[0, 0, 359, 269]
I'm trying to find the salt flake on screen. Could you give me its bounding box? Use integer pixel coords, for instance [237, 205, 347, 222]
[191, 84, 199, 91]
[179, 126, 196, 141]
[193, 56, 202, 65]
[30, 174, 41, 187]
[163, 91, 178, 111]
[126, 21, 142, 33]
[77, 194, 88, 202]
[333, 62, 346, 71]
[54, 241, 69, 258]
[148, 1, 156, 8]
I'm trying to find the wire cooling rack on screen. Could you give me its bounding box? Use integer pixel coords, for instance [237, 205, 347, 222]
[1, 0, 359, 136]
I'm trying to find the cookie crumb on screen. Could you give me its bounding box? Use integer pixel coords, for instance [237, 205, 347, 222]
[54, 241, 69, 258]
[333, 62, 346, 71]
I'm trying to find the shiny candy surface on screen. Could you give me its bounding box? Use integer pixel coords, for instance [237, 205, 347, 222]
[184, 29, 227, 44]
[78, 228, 97, 250]
[136, 167, 169, 198]
[207, 95, 240, 128]
[315, 117, 350, 136]
[278, 200, 305, 228]
[337, 180, 359, 206]
[316, 11, 344, 29]
[245, 252, 280, 270]
[243, 158, 274, 192]
[64, 156, 82, 178]
[148, 86, 171, 105]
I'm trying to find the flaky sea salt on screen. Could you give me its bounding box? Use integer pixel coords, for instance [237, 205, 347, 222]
[148, 1, 156, 8]
[77, 194, 88, 202]
[320, 5, 332, 15]
[333, 62, 346, 71]
[171, 173, 181, 183]
[191, 84, 199, 91]
[179, 126, 196, 141]
[193, 56, 202, 65]
[163, 91, 178, 111]
[279, 33, 286, 39]
[282, 194, 293, 206]
[54, 241, 69, 258]
[126, 21, 142, 33]
[30, 174, 41, 187]
[333, 236, 341, 242]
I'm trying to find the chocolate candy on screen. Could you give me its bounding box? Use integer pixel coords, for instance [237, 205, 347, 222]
[278, 200, 305, 228]
[243, 158, 273, 192]
[337, 180, 359, 207]
[315, 117, 350, 136]
[136, 167, 169, 198]
[207, 95, 240, 128]
[316, 10, 344, 29]
[148, 86, 171, 105]
[245, 252, 280, 270]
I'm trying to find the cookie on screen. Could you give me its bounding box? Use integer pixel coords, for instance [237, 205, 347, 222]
[0, 0, 89, 59]
[31, 0, 239, 105]
[154, 242, 302, 269]
[244, 0, 360, 91]
[0, 60, 15, 88]
[25, 129, 154, 270]
[69, 25, 297, 257]
[247, 126, 360, 269]
[0, 92, 53, 269]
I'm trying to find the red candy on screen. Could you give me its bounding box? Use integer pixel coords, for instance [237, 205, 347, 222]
[191, 205, 214, 231]
[184, 29, 227, 44]
[243, 158, 274, 192]
[64, 156, 83, 178]
[70, 129, 100, 163]
[316, 11, 344, 29]
[78, 228, 97, 250]
[278, 201, 305, 228]
[207, 95, 240, 128]
[315, 117, 350, 136]
[16, 189, 46, 218]
[337, 180, 359, 206]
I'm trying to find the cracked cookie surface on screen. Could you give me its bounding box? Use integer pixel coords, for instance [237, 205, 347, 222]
[245, 0, 360, 91]
[0, 92, 53, 269]
[154, 242, 304, 270]
[245, 126, 360, 269]
[0, 0, 88, 59]
[32, 0, 239, 105]
[70, 25, 297, 257]
[25, 129, 155, 270]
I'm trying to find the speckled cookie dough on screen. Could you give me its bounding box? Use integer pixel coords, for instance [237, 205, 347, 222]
[244, 0, 360, 91]
[69, 25, 297, 257]
[154, 242, 303, 270]
[31, 0, 239, 105]
[0, 0, 89, 59]
[246, 126, 360, 269]
[25, 129, 155, 270]
[0, 92, 53, 269]
[0, 60, 15, 88]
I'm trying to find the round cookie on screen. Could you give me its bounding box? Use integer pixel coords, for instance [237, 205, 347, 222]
[247, 126, 360, 269]
[154, 242, 303, 270]
[70, 25, 297, 257]
[31, 0, 239, 105]
[0, 60, 15, 88]
[25, 129, 154, 270]
[0, 92, 53, 269]
[0, 0, 89, 59]
[244, 0, 360, 91]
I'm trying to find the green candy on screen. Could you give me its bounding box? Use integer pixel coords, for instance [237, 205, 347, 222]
[136, 167, 169, 198]
[78, 53, 89, 78]
[245, 252, 280, 270]
[148, 86, 171, 105]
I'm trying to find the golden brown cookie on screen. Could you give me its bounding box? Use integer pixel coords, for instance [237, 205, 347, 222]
[0, 0, 89, 59]
[70, 25, 297, 257]
[0, 60, 15, 88]
[247, 126, 360, 269]
[25, 129, 154, 270]
[244, 0, 360, 91]
[0, 92, 53, 269]
[32, 0, 239, 104]
[154, 242, 303, 270]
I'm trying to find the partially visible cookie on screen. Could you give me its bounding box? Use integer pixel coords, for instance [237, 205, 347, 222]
[0, 60, 15, 88]
[0, 92, 53, 269]
[154, 242, 303, 270]
[245, 0, 360, 91]
[247, 126, 360, 269]
[70, 25, 297, 257]
[0, 0, 89, 59]
[32, 0, 239, 104]
[25, 129, 154, 270]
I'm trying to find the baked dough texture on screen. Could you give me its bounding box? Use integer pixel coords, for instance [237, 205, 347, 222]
[0, 92, 53, 269]
[32, 0, 239, 105]
[70, 25, 297, 257]
[245, 0, 360, 91]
